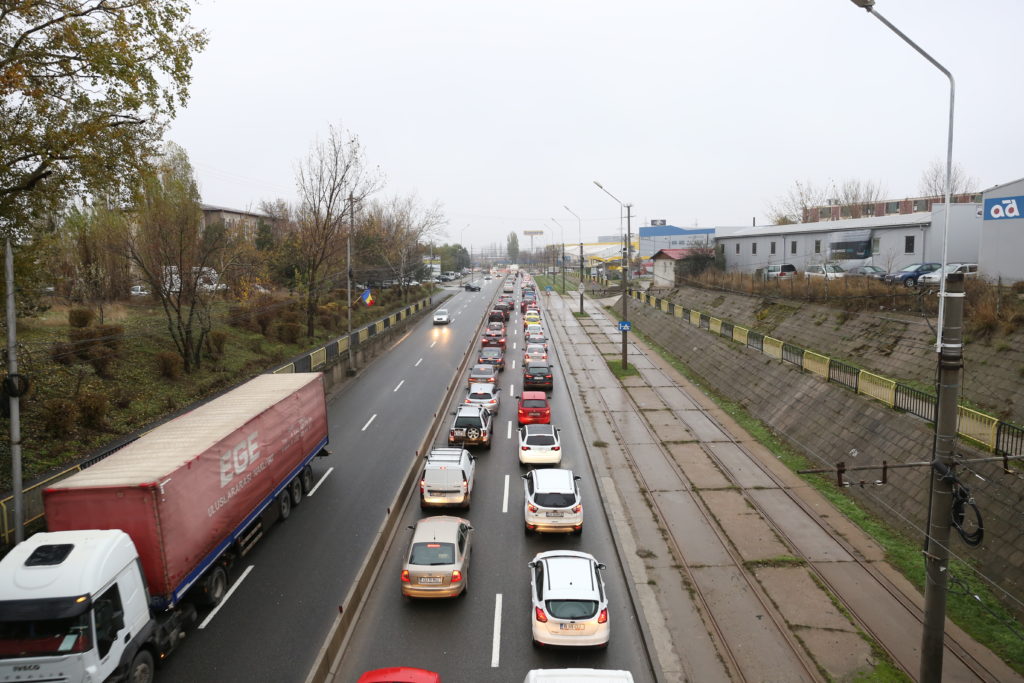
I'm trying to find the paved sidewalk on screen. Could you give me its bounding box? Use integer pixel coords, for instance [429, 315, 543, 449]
[544, 288, 1019, 683]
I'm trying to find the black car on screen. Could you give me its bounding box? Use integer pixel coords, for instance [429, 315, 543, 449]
[478, 346, 505, 372]
[523, 363, 553, 391]
[464, 282, 481, 291]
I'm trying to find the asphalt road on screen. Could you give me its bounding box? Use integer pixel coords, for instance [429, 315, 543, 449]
[159, 282, 495, 682]
[332, 279, 655, 682]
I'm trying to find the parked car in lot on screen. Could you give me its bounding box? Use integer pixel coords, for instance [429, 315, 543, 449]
[523, 343, 548, 364]
[528, 550, 609, 647]
[518, 424, 562, 466]
[449, 405, 493, 449]
[478, 346, 506, 371]
[762, 264, 797, 280]
[523, 362, 553, 391]
[804, 264, 846, 280]
[917, 262, 979, 285]
[517, 391, 551, 425]
[401, 516, 472, 598]
[884, 262, 941, 287]
[846, 265, 887, 280]
[468, 364, 499, 388]
[421, 448, 475, 509]
[129, 284, 150, 296]
[523, 468, 582, 535]
[465, 382, 501, 414]
[433, 308, 451, 324]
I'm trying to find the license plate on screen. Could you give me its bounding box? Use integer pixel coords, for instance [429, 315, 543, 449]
[453, 429, 466, 437]
[530, 412, 540, 417]
[559, 623, 585, 631]
[419, 577, 442, 584]
[545, 511, 563, 517]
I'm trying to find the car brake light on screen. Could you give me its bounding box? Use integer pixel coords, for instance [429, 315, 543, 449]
[551, 446, 559, 451]
[535, 607, 548, 623]
[521, 446, 530, 450]
[545, 374, 551, 379]
[528, 503, 538, 512]
[420, 479, 425, 493]
[597, 608, 608, 624]
[401, 570, 410, 583]
[451, 570, 463, 583]
[572, 504, 582, 513]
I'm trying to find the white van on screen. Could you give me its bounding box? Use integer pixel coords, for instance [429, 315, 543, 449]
[421, 448, 475, 509]
[523, 670, 634, 683]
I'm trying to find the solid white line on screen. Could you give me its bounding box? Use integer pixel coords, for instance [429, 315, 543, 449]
[430, 341, 437, 348]
[502, 475, 510, 513]
[415, 358, 423, 367]
[199, 565, 254, 630]
[306, 467, 334, 497]
[509, 384, 514, 397]
[491, 593, 502, 667]
[393, 380, 404, 392]
[507, 420, 512, 439]
[361, 414, 377, 431]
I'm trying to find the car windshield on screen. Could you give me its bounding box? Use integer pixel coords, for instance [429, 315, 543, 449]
[546, 599, 598, 620]
[534, 492, 575, 508]
[481, 349, 500, 358]
[527, 365, 549, 373]
[825, 265, 844, 273]
[522, 399, 547, 408]
[469, 391, 492, 399]
[409, 542, 456, 566]
[900, 264, 922, 273]
[436, 310, 447, 315]
[526, 434, 557, 446]
[0, 613, 93, 659]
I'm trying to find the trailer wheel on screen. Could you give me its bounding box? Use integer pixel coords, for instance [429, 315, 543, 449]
[278, 491, 292, 521]
[301, 465, 314, 494]
[200, 566, 228, 607]
[129, 649, 155, 683]
[288, 477, 303, 507]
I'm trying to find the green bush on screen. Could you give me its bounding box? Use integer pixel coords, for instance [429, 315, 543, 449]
[68, 308, 95, 328]
[276, 322, 303, 344]
[42, 399, 77, 437]
[77, 392, 108, 429]
[156, 351, 183, 380]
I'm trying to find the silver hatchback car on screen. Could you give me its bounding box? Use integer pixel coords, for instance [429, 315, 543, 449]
[402, 516, 473, 599]
[529, 550, 609, 648]
[465, 382, 500, 414]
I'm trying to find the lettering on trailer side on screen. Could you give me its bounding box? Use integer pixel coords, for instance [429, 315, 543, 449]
[219, 432, 261, 487]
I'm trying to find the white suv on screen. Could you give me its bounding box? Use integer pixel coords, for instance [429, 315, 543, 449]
[421, 448, 475, 509]
[529, 550, 609, 648]
[523, 469, 582, 535]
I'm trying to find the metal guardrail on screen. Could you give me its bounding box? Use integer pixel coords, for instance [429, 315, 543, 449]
[627, 289, 1022, 453]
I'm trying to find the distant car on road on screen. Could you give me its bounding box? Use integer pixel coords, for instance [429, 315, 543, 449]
[528, 550, 609, 648]
[448, 405, 493, 449]
[517, 391, 551, 425]
[884, 262, 942, 287]
[464, 282, 481, 291]
[468, 364, 498, 388]
[433, 308, 451, 325]
[518, 424, 561, 467]
[523, 468, 582, 535]
[401, 516, 472, 599]
[523, 362, 553, 391]
[478, 346, 506, 372]
[465, 382, 500, 415]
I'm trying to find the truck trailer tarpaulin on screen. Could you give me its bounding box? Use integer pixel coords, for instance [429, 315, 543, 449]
[43, 373, 329, 603]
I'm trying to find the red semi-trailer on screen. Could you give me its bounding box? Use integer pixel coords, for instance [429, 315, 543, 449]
[0, 373, 329, 682]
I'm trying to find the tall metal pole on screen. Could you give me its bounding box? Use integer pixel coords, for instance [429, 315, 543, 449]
[6, 239, 24, 542]
[621, 204, 632, 370]
[346, 194, 355, 376]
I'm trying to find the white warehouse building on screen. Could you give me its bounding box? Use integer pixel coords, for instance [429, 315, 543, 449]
[716, 203, 981, 276]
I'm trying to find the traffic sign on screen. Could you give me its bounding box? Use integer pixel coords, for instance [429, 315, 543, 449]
[545, 286, 553, 292]
[618, 321, 631, 332]
[577, 283, 585, 293]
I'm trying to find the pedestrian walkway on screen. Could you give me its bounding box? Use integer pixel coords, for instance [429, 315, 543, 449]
[544, 289, 1019, 683]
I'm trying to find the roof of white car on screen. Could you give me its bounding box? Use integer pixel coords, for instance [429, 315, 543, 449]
[532, 468, 575, 494]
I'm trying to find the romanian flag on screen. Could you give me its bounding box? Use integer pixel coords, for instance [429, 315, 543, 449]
[360, 288, 375, 306]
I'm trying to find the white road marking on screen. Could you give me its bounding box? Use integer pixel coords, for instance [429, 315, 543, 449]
[507, 420, 512, 439]
[511, 360, 516, 370]
[199, 565, 254, 630]
[393, 380, 404, 392]
[491, 593, 503, 667]
[415, 358, 423, 367]
[502, 475, 510, 513]
[306, 467, 334, 497]
[512, 342, 517, 350]
[509, 384, 514, 397]
[361, 414, 377, 431]
[430, 341, 437, 348]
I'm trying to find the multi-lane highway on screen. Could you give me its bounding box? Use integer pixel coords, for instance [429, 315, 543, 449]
[332, 277, 655, 681]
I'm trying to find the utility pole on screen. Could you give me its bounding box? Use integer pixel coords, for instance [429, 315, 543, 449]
[620, 204, 632, 371]
[346, 194, 356, 376]
[579, 241, 584, 315]
[921, 272, 965, 682]
[6, 239, 24, 543]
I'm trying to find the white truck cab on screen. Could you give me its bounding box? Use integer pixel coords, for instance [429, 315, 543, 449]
[0, 530, 179, 683]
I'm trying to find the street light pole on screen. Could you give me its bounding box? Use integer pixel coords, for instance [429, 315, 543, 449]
[346, 193, 356, 376]
[594, 181, 631, 370]
[850, 4, 958, 681]
[564, 205, 584, 315]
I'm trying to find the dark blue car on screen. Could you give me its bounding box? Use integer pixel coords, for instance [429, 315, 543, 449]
[884, 262, 941, 287]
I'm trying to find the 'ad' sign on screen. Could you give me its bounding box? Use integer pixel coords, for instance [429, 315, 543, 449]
[983, 196, 1022, 220]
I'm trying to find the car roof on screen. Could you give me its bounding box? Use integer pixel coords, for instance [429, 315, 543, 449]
[456, 405, 485, 415]
[412, 515, 467, 543]
[471, 364, 495, 372]
[532, 468, 575, 493]
[521, 390, 547, 401]
[468, 382, 497, 393]
[536, 552, 599, 597]
[524, 423, 555, 436]
[480, 347, 502, 355]
[426, 448, 468, 463]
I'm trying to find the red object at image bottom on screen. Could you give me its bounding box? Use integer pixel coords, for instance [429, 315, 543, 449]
[357, 667, 442, 683]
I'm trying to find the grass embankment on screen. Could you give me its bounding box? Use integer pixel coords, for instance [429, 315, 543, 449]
[623, 322, 1024, 674]
[1, 287, 435, 490]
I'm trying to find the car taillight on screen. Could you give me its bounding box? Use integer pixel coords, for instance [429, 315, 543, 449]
[535, 607, 548, 623]
[521, 446, 530, 450]
[551, 446, 560, 451]
[528, 503, 538, 512]
[545, 374, 551, 379]
[488, 399, 496, 404]
[462, 480, 468, 490]
[597, 608, 608, 624]
[451, 570, 463, 583]
[401, 570, 410, 583]
[420, 479, 425, 493]
[572, 504, 582, 513]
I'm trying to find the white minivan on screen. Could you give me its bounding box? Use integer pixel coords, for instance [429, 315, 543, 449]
[421, 448, 475, 509]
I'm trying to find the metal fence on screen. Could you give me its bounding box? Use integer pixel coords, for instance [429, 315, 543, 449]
[628, 288, 1022, 453]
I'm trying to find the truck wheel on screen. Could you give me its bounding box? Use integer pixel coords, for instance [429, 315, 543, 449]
[129, 650, 155, 683]
[200, 566, 228, 607]
[278, 491, 292, 521]
[289, 477, 303, 507]
[301, 465, 314, 494]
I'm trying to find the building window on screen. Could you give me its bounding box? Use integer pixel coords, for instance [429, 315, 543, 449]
[735, 243, 740, 254]
[872, 237, 880, 255]
[841, 205, 852, 218]
[752, 243, 757, 255]
[886, 201, 900, 214]
[914, 199, 930, 212]
[863, 204, 875, 216]
[904, 235, 915, 254]
[814, 240, 821, 254]
[770, 241, 776, 255]
[790, 241, 797, 254]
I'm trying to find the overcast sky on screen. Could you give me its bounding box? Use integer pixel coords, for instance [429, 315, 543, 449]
[167, 0, 1024, 250]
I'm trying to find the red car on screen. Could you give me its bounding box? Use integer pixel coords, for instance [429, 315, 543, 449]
[517, 391, 551, 425]
[358, 668, 441, 683]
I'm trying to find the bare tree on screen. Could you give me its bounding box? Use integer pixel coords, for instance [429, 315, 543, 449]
[293, 124, 381, 337]
[766, 180, 830, 224]
[367, 195, 446, 301]
[835, 179, 886, 217]
[121, 143, 234, 373]
[918, 160, 978, 198]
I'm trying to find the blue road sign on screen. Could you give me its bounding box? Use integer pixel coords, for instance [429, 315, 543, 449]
[545, 285, 553, 291]
[618, 321, 631, 332]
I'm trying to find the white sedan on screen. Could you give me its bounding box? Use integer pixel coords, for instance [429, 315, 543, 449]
[433, 308, 451, 325]
[518, 424, 562, 466]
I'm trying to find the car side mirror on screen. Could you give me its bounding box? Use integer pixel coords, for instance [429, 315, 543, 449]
[597, 563, 607, 570]
[574, 475, 581, 481]
[521, 473, 529, 480]
[467, 525, 474, 531]
[469, 455, 476, 461]
[407, 525, 415, 531]
[528, 561, 536, 569]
